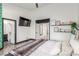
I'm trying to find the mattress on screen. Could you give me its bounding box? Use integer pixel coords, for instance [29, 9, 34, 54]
[29, 40, 61, 56]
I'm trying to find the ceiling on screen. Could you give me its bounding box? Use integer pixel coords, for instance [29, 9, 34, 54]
[3, 3, 79, 11]
[3, 3, 52, 11]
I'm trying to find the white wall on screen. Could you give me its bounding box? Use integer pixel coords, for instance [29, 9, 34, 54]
[2, 3, 79, 42]
[2, 4, 31, 42]
[30, 3, 79, 41]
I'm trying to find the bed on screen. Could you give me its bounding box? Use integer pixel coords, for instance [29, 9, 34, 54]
[29, 40, 61, 56]
[5, 39, 73, 56]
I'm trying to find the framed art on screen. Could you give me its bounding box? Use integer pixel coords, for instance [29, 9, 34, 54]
[55, 20, 61, 25]
[54, 27, 59, 32]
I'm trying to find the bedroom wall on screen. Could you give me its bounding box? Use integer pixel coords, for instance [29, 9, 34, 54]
[2, 3, 79, 42]
[2, 4, 31, 42]
[30, 3, 79, 41]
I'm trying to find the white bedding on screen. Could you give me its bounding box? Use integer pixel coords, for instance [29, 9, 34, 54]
[29, 41, 61, 56]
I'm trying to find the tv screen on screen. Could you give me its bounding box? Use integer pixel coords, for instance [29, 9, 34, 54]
[19, 17, 31, 27]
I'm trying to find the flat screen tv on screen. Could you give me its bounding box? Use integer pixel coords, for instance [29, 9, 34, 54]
[19, 17, 31, 27]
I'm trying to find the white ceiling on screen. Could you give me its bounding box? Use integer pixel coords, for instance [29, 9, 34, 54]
[3, 3, 79, 11]
[3, 3, 52, 11]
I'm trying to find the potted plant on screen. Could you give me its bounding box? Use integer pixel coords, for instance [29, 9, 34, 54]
[71, 22, 77, 34]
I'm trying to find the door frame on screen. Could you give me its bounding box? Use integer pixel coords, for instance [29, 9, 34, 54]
[35, 18, 50, 40]
[2, 18, 17, 46]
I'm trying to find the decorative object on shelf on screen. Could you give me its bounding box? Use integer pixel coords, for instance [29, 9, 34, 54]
[51, 20, 72, 26]
[60, 28, 64, 32]
[56, 28, 71, 33]
[51, 20, 77, 33]
[54, 27, 59, 32]
[68, 20, 71, 24]
[61, 22, 64, 25]
[55, 20, 61, 26]
[50, 19, 56, 25]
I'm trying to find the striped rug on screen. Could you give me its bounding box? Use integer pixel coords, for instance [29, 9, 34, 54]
[5, 39, 46, 56]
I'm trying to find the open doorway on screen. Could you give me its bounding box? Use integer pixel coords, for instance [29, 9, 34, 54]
[3, 18, 17, 48]
[35, 18, 50, 40]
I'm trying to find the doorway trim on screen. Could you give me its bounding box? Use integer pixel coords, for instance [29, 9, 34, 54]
[2, 18, 17, 46]
[35, 18, 50, 40]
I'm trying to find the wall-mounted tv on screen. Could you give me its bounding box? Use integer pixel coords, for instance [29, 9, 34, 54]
[19, 17, 31, 27]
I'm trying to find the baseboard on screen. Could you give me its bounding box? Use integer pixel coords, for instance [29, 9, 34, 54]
[15, 39, 35, 44]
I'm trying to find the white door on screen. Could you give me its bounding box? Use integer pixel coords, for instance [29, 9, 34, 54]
[4, 20, 15, 44]
[36, 23, 49, 40]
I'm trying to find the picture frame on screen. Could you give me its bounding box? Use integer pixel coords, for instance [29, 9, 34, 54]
[55, 20, 61, 25]
[54, 27, 59, 32]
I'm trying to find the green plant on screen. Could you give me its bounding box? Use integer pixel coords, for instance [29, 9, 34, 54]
[71, 22, 77, 34]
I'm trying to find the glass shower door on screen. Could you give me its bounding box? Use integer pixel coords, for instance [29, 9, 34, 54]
[0, 3, 3, 49]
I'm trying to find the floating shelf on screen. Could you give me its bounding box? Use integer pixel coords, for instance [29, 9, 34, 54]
[54, 31, 71, 33]
[51, 24, 71, 26]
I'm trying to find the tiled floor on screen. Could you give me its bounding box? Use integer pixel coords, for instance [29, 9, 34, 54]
[0, 41, 31, 56]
